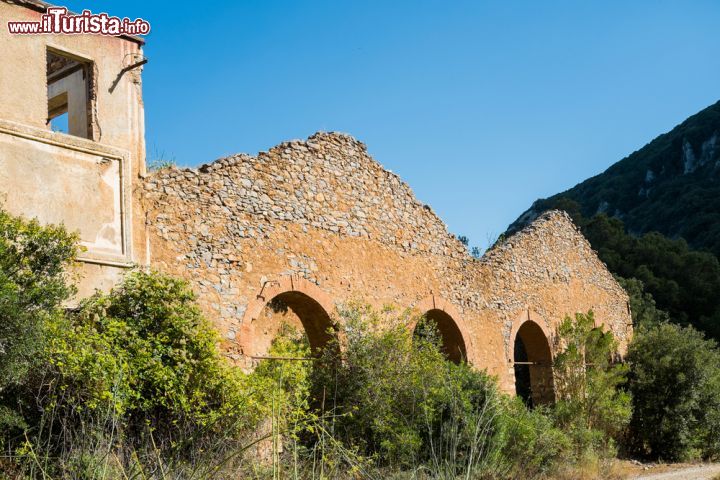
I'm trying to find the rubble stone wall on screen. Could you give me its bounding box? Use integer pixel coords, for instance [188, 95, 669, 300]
[141, 132, 632, 394]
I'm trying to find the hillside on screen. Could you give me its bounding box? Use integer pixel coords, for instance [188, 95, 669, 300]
[504, 101, 720, 341]
[508, 100, 720, 257]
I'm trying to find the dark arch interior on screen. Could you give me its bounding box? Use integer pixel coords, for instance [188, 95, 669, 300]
[514, 335, 532, 405]
[265, 291, 335, 354]
[514, 321, 555, 407]
[415, 309, 468, 364]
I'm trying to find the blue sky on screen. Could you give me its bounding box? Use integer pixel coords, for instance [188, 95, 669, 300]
[64, 1, 720, 251]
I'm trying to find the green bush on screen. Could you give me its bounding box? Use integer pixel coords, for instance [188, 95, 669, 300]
[500, 398, 570, 478]
[247, 324, 313, 438]
[627, 323, 720, 461]
[552, 311, 632, 458]
[310, 302, 506, 476]
[39, 270, 265, 468]
[0, 209, 78, 433]
[3, 269, 277, 477]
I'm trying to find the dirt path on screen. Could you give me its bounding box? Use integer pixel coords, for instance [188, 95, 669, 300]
[631, 464, 720, 480]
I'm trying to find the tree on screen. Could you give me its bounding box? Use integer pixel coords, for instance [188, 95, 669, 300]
[0, 210, 78, 429]
[626, 323, 720, 461]
[552, 311, 631, 456]
[543, 201, 720, 343]
[615, 276, 669, 328]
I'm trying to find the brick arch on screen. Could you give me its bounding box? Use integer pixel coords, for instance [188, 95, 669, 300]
[410, 295, 475, 365]
[509, 310, 555, 406]
[239, 275, 337, 358]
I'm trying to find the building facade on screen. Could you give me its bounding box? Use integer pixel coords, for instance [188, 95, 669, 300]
[0, 0, 148, 298]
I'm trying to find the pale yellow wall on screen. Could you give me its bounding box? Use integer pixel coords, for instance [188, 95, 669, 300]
[0, 1, 148, 298]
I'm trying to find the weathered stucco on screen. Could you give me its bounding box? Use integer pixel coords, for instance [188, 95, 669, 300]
[0, 0, 148, 297]
[142, 132, 632, 396]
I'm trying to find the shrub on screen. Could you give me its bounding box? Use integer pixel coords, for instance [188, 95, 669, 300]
[500, 398, 571, 478]
[246, 324, 313, 444]
[0, 209, 77, 433]
[69, 272, 255, 430]
[552, 311, 631, 458]
[36, 270, 265, 476]
[627, 322, 720, 461]
[311, 302, 506, 476]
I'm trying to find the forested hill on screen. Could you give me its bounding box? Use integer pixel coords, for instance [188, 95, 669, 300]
[507, 100, 720, 256]
[502, 100, 720, 342]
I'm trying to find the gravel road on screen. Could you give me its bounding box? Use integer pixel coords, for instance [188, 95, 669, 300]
[632, 464, 720, 480]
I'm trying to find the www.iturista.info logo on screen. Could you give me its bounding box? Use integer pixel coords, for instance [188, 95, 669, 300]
[7, 7, 150, 36]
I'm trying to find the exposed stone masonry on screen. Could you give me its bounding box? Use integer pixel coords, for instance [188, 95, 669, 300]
[141, 131, 632, 394]
[145, 132, 466, 261]
[0, 0, 629, 398]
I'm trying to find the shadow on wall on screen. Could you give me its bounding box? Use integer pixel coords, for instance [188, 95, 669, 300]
[513, 320, 555, 407]
[240, 276, 475, 368]
[249, 290, 337, 363]
[413, 308, 468, 364]
[240, 276, 560, 407]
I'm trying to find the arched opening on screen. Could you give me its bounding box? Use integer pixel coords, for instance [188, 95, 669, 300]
[514, 321, 554, 407]
[415, 308, 468, 364]
[252, 290, 335, 358]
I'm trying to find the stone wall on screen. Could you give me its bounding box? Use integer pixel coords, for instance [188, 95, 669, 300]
[142, 132, 632, 395]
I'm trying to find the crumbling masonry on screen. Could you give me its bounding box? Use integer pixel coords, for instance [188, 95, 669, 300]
[0, 0, 632, 404]
[142, 132, 632, 402]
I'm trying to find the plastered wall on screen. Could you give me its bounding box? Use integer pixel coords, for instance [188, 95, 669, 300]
[0, 0, 148, 298]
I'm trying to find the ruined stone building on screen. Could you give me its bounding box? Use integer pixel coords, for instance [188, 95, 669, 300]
[0, 0, 632, 405]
